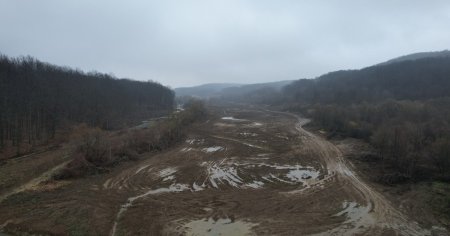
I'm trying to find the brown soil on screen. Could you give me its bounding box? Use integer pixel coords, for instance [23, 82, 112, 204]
[0, 105, 446, 236]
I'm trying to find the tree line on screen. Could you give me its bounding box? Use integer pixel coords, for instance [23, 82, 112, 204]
[0, 54, 174, 158]
[278, 57, 450, 183]
[282, 57, 450, 104]
[54, 99, 207, 179]
[305, 99, 450, 183]
[230, 56, 450, 183]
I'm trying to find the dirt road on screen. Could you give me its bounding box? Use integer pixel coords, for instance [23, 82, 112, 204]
[0, 106, 443, 235]
[103, 107, 432, 235]
[276, 111, 432, 235]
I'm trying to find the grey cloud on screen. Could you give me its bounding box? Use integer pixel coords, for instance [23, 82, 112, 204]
[1, 0, 449, 87]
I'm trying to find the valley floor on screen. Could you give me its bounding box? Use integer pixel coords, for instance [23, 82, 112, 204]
[0, 105, 447, 235]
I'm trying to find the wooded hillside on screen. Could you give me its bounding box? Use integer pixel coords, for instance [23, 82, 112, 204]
[283, 57, 450, 105]
[279, 56, 450, 183]
[0, 55, 174, 157]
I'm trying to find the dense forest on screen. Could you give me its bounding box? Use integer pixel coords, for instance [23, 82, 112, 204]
[278, 57, 450, 183]
[282, 57, 450, 104]
[0, 55, 174, 158]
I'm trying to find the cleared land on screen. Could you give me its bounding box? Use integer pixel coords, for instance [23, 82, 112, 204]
[0, 106, 446, 235]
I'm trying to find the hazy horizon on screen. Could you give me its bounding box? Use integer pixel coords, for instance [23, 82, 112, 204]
[1, 0, 450, 87]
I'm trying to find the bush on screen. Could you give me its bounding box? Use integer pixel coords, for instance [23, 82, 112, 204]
[54, 100, 207, 179]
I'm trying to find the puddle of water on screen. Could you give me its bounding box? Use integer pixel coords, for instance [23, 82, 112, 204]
[249, 122, 263, 127]
[181, 147, 193, 152]
[212, 135, 263, 150]
[310, 200, 375, 236]
[186, 139, 196, 144]
[207, 164, 243, 188]
[241, 142, 262, 149]
[184, 218, 257, 236]
[266, 173, 293, 184]
[158, 167, 177, 178]
[335, 201, 371, 224]
[286, 169, 320, 182]
[214, 122, 236, 127]
[222, 117, 248, 122]
[163, 175, 175, 182]
[240, 132, 258, 137]
[224, 161, 321, 187]
[130, 184, 190, 201]
[244, 181, 264, 189]
[255, 163, 315, 170]
[202, 146, 225, 153]
[186, 138, 204, 145]
[192, 182, 205, 191]
[135, 165, 151, 174]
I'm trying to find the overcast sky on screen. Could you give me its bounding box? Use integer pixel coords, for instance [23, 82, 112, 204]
[1, 1, 450, 87]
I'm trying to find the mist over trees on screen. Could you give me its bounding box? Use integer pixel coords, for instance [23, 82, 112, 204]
[213, 56, 450, 183]
[0, 54, 174, 157]
[282, 57, 450, 104]
[277, 57, 450, 183]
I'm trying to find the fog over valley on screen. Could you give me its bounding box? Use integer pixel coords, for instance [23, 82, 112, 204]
[1, 1, 450, 236]
[1, 0, 450, 87]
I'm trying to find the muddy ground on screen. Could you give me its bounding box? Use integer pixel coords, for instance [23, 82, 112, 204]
[0, 105, 447, 235]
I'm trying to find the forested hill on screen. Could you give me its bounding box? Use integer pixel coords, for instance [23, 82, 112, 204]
[277, 54, 450, 183]
[175, 83, 242, 97]
[282, 56, 450, 105]
[378, 50, 450, 66]
[175, 80, 293, 103]
[0, 55, 174, 155]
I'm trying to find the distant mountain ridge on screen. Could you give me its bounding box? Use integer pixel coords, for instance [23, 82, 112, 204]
[175, 83, 242, 97]
[176, 50, 450, 103]
[378, 50, 450, 66]
[175, 80, 294, 98]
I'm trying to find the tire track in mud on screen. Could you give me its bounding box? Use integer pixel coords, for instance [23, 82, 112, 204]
[211, 135, 265, 150]
[0, 160, 70, 204]
[105, 107, 434, 236]
[272, 110, 431, 236]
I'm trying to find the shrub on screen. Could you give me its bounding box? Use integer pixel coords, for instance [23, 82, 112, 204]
[54, 100, 207, 179]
